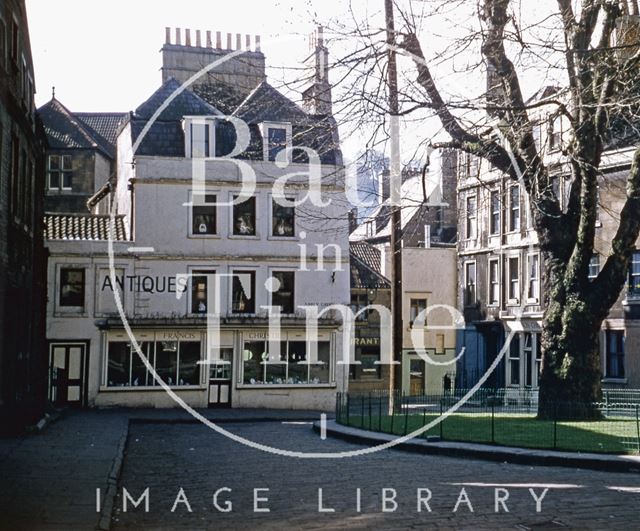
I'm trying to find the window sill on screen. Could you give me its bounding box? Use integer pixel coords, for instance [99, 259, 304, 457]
[100, 385, 206, 392]
[526, 298, 540, 305]
[228, 234, 260, 240]
[188, 234, 220, 239]
[267, 235, 297, 241]
[237, 383, 336, 389]
[506, 300, 520, 307]
[601, 378, 627, 384]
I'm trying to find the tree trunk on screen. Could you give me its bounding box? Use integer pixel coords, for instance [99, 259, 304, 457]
[538, 294, 603, 420]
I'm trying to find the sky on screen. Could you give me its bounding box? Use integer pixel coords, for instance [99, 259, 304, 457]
[26, 0, 343, 111]
[25, 0, 566, 163]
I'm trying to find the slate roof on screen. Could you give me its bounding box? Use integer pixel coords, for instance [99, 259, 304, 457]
[45, 214, 128, 241]
[76, 112, 127, 146]
[135, 78, 221, 121]
[350, 243, 390, 290]
[351, 241, 382, 273]
[38, 99, 122, 158]
[128, 77, 342, 165]
[234, 81, 307, 123]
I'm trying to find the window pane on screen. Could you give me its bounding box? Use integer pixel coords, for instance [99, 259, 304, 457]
[61, 155, 72, 170]
[49, 155, 60, 170]
[156, 341, 178, 385]
[268, 127, 287, 161]
[107, 342, 130, 387]
[191, 271, 213, 314]
[49, 171, 60, 190]
[288, 341, 308, 384]
[272, 271, 294, 314]
[178, 341, 200, 385]
[233, 196, 256, 235]
[192, 194, 216, 235]
[191, 123, 210, 158]
[272, 199, 295, 236]
[60, 268, 85, 307]
[62, 171, 72, 189]
[265, 341, 286, 384]
[243, 341, 265, 384]
[232, 271, 255, 313]
[310, 341, 331, 383]
[131, 342, 153, 387]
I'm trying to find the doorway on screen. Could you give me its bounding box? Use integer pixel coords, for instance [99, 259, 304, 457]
[49, 343, 88, 406]
[208, 348, 233, 407]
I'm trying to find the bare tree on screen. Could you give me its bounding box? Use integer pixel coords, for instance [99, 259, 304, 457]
[328, 0, 640, 417]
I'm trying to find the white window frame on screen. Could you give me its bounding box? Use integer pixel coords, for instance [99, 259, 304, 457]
[466, 194, 477, 240]
[527, 253, 540, 303]
[188, 268, 217, 316]
[188, 190, 219, 238]
[230, 193, 259, 239]
[489, 189, 500, 235]
[488, 258, 500, 306]
[48, 154, 72, 191]
[269, 193, 297, 239]
[509, 185, 520, 232]
[507, 255, 520, 304]
[260, 121, 292, 162]
[588, 254, 600, 281]
[268, 269, 296, 316]
[230, 268, 259, 315]
[183, 116, 217, 158]
[464, 261, 477, 306]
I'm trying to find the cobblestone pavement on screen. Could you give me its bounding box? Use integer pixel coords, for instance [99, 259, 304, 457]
[0, 409, 324, 531]
[113, 421, 640, 530]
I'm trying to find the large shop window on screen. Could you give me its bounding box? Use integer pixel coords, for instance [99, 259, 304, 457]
[232, 271, 256, 314]
[242, 340, 331, 385]
[106, 339, 201, 387]
[59, 267, 85, 308]
[233, 196, 256, 236]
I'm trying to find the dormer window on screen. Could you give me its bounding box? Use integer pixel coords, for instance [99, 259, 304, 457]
[260, 122, 292, 162]
[184, 117, 216, 158]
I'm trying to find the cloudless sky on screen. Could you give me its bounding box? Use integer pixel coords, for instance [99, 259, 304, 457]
[26, 0, 342, 111]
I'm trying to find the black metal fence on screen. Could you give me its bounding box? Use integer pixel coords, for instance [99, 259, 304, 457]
[336, 389, 640, 454]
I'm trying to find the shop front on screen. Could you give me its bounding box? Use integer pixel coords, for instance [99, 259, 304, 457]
[92, 326, 339, 410]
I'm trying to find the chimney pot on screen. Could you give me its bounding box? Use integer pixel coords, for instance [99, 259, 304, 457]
[216, 31, 222, 49]
[175, 27, 181, 45]
[206, 30, 212, 48]
[185, 28, 191, 46]
[245, 34, 251, 50]
[165, 27, 171, 44]
[236, 33, 241, 50]
[227, 32, 232, 49]
[255, 35, 261, 52]
[196, 29, 201, 47]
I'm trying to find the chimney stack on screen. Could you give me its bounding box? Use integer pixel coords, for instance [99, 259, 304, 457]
[161, 27, 266, 95]
[302, 26, 333, 115]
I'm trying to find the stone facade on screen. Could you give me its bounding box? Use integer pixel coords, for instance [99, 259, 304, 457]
[0, 0, 48, 433]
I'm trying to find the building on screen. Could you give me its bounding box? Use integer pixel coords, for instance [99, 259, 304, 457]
[456, 10, 640, 397]
[44, 27, 350, 410]
[348, 241, 391, 393]
[0, 0, 48, 432]
[38, 96, 125, 215]
[350, 151, 459, 395]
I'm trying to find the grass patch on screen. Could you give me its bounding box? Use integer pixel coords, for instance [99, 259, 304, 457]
[342, 412, 640, 454]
